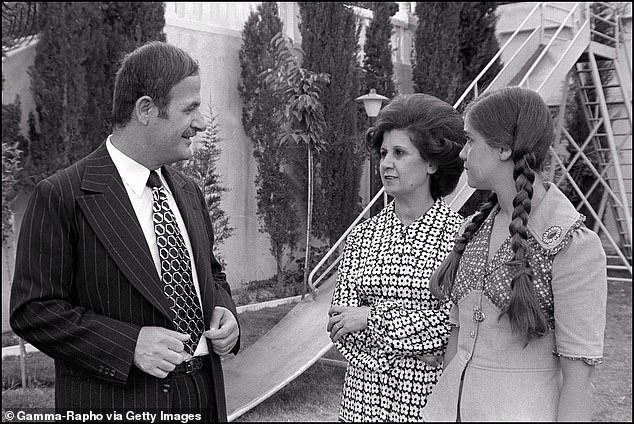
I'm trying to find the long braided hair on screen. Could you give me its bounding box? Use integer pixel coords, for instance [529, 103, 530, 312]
[430, 87, 555, 343]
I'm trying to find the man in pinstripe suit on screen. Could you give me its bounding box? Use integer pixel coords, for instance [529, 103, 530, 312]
[10, 41, 240, 421]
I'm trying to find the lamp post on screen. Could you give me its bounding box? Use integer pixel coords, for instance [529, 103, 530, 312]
[356, 88, 388, 216]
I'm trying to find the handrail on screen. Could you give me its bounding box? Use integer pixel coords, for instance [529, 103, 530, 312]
[312, 254, 342, 289]
[545, 3, 579, 13]
[453, 2, 543, 109]
[307, 187, 386, 292]
[519, 3, 581, 88]
[536, 16, 590, 94]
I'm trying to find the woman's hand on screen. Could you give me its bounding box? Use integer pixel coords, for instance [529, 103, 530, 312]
[327, 305, 370, 342]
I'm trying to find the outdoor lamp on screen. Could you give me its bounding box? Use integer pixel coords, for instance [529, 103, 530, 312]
[355, 88, 389, 118]
[355, 88, 388, 216]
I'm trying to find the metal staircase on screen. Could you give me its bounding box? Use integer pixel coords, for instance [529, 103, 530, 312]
[550, 4, 632, 281]
[309, 2, 632, 293]
[569, 51, 632, 261]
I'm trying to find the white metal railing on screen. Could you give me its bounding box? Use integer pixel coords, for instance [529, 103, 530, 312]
[165, 2, 260, 30]
[308, 188, 386, 292]
[453, 2, 543, 108]
[519, 3, 582, 88]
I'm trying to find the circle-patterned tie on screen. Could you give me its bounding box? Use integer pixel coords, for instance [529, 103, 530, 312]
[147, 170, 205, 355]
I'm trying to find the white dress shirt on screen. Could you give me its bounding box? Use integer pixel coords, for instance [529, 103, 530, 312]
[106, 137, 209, 357]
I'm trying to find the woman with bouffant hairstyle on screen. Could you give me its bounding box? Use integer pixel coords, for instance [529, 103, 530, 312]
[327, 93, 465, 421]
[423, 87, 607, 421]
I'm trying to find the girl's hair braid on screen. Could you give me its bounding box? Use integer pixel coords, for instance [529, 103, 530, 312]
[504, 151, 547, 344]
[430, 192, 498, 300]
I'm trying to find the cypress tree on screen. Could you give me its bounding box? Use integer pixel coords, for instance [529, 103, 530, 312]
[239, 4, 295, 280]
[458, 2, 502, 106]
[28, 2, 97, 183]
[361, 1, 398, 215]
[362, 2, 398, 100]
[238, 3, 299, 286]
[413, 2, 502, 217]
[298, 2, 363, 243]
[456, 2, 502, 217]
[412, 2, 463, 103]
[413, 2, 502, 106]
[26, 2, 165, 187]
[84, 2, 166, 152]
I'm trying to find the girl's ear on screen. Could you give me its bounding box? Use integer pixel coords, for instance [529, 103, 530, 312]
[499, 146, 513, 161]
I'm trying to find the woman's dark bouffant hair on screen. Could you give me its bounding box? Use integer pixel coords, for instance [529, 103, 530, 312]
[430, 87, 556, 345]
[365, 93, 465, 200]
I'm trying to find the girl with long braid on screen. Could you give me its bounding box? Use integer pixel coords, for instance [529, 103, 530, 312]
[422, 87, 607, 421]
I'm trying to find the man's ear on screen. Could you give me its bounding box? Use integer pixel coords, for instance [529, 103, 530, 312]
[134, 96, 155, 125]
[499, 146, 513, 161]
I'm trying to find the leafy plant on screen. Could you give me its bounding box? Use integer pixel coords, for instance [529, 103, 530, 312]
[263, 32, 330, 296]
[2, 98, 24, 243]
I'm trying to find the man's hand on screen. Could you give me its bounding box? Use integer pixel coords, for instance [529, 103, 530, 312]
[327, 305, 370, 342]
[204, 307, 239, 356]
[133, 326, 189, 378]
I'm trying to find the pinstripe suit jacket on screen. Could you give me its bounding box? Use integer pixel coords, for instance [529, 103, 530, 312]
[10, 142, 239, 420]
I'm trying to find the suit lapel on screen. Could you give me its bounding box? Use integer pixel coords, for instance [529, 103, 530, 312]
[162, 167, 214, 324]
[77, 143, 173, 321]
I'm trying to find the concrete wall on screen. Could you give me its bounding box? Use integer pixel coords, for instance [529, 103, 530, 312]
[2, 38, 38, 136]
[2, 39, 39, 334]
[164, 2, 277, 288]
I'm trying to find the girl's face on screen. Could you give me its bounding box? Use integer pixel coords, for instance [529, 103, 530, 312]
[460, 115, 504, 191]
[379, 129, 436, 201]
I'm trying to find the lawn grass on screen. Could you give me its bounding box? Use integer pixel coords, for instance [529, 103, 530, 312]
[239, 281, 633, 422]
[3, 281, 632, 422]
[237, 360, 345, 422]
[590, 280, 632, 422]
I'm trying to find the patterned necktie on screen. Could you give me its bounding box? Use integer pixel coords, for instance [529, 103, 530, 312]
[147, 170, 205, 355]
